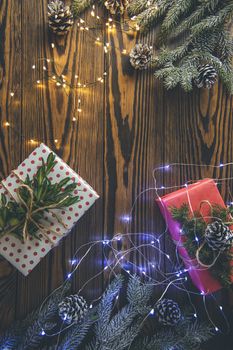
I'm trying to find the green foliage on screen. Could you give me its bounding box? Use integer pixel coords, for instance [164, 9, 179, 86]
[72, 0, 95, 17]
[58, 307, 97, 350]
[128, 0, 233, 93]
[0, 276, 215, 350]
[0, 153, 80, 241]
[131, 319, 213, 350]
[170, 203, 233, 287]
[0, 282, 71, 350]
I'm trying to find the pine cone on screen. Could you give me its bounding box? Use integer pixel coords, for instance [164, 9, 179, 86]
[48, 0, 73, 36]
[205, 221, 233, 251]
[58, 295, 88, 324]
[155, 298, 181, 326]
[195, 64, 218, 89]
[104, 0, 129, 15]
[129, 44, 152, 70]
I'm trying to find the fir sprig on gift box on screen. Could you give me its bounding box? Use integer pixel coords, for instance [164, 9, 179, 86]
[170, 203, 233, 288]
[0, 153, 80, 242]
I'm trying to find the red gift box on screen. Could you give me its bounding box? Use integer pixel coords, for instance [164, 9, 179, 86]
[157, 178, 233, 294]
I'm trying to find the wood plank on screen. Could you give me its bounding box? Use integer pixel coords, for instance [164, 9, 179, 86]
[13, 0, 104, 321]
[0, 0, 22, 329]
[104, 23, 167, 294]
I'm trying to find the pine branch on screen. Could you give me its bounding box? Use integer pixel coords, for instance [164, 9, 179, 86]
[132, 0, 171, 32]
[159, 0, 196, 41]
[72, 0, 94, 17]
[127, 0, 149, 17]
[0, 312, 36, 350]
[191, 3, 233, 37]
[108, 321, 143, 350]
[58, 307, 97, 350]
[18, 282, 71, 349]
[95, 275, 123, 344]
[133, 0, 233, 92]
[131, 319, 213, 350]
[170, 0, 223, 39]
[127, 274, 153, 313]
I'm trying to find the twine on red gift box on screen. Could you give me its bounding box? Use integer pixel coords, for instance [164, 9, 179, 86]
[196, 242, 221, 269]
[195, 200, 223, 268]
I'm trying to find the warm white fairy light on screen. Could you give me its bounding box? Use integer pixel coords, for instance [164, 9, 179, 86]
[32, 64, 36, 69]
[10, 92, 14, 97]
[3, 12, 229, 337]
[4, 122, 10, 127]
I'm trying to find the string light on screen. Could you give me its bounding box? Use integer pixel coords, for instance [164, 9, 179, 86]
[4, 122, 10, 127]
[2, 15, 232, 336]
[149, 308, 155, 315]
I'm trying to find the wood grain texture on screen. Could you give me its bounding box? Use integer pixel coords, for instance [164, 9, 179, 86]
[0, 1, 233, 347]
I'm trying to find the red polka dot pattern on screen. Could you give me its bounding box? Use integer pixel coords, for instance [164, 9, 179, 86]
[0, 143, 99, 276]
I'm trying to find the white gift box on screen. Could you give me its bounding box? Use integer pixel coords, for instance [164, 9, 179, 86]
[0, 143, 99, 276]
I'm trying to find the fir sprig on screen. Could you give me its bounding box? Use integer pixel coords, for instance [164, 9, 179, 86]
[128, 0, 233, 93]
[0, 282, 71, 350]
[0, 153, 80, 241]
[0, 276, 215, 350]
[72, 0, 94, 17]
[170, 203, 233, 287]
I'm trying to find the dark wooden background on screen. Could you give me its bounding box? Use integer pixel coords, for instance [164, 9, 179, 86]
[0, 0, 233, 348]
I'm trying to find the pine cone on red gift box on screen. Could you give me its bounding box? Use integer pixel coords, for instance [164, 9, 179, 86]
[157, 179, 233, 294]
[205, 221, 233, 252]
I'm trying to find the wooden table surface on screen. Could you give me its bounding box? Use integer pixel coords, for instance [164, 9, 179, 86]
[0, 1, 233, 347]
